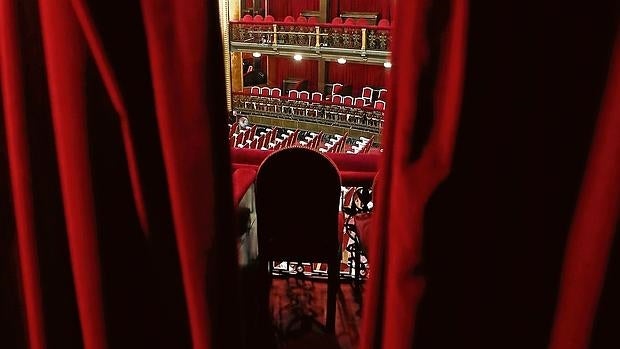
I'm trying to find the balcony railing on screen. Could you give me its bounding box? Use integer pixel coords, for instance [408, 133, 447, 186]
[232, 92, 384, 133]
[230, 21, 392, 52]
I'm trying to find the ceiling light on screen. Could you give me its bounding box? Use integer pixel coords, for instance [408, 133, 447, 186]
[293, 54, 303, 61]
[383, 61, 392, 68]
[337, 57, 347, 64]
[252, 52, 262, 58]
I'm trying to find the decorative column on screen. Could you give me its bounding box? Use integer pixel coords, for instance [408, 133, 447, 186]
[317, 0, 329, 93]
[221, 0, 244, 112]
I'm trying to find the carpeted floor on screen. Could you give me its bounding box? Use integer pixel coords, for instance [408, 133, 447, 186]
[239, 263, 365, 349]
[270, 278, 363, 349]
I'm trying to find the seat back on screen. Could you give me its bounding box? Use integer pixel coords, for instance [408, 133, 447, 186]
[270, 88, 282, 97]
[299, 91, 310, 101]
[242, 14, 253, 22]
[377, 19, 390, 27]
[311, 92, 323, 102]
[332, 94, 343, 104]
[284, 16, 295, 23]
[361, 87, 373, 98]
[256, 148, 341, 261]
[354, 97, 366, 107]
[288, 89, 299, 99]
[253, 15, 264, 22]
[374, 100, 386, 110]
[264, 15, 275, 23]
[343, 96, 354, 106]
[260, 87, 270, 96]
[331, 17, 343, 25]
[250, 86, 260, 95]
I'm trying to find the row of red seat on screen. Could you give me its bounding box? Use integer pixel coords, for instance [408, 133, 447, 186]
[231, 148, 379, 187]
[247, 86, 387, 111]
[241, 14, 391, 27]
[230, 123, 328, 152]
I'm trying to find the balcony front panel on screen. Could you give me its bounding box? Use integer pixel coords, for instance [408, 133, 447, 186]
[230, 21, 392, 59]
[232, 93, 384, 134]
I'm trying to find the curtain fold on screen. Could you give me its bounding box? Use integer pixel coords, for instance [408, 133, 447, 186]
[548, 34, 620, 349]
[140, 1, 239, 348]
[268, 0, 319, 21]
[360, 1, 468, 348]
[360, 1, 618, 349]
[269, 56, 319, 91]
[1, 0, 237, 348]
[37, 1, 107, 348]
[1, 1, 618, 349]
[0, 0, 46, 347]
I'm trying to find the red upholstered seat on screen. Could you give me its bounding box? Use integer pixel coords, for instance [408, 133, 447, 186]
[331, 17, 343, 25]
[264, 15, 275, 23]
[253, 15, 263, 22]
[270, 88, 282, 97]
[242, 14, 253, 22]
[374, 100, 386, 110]
[284, 16, 295, 23]
[231, 148, 379, 186]
[299, 91, 310, 101]
[344, 18, 355, 25]
[333, 84, 343, 95]
[308, 16, 318, 24]
[378, 18, 390, 27]
[296, 16, 307, 23]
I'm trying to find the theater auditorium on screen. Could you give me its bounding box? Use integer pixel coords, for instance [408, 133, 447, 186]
[0, 1, 618, 349]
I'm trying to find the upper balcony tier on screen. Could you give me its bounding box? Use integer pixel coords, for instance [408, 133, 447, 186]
[229, 16, 392, 64]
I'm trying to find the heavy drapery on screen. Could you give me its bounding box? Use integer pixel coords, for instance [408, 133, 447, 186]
[1, 0, 237, 348]
[1, 1, 618, 349]
[267, 0, 320, 21]
[267, 0, 392, 22]
[327, 62, 388, 96]
[268, 56, 319, 91]
[361, 1, 619, 349]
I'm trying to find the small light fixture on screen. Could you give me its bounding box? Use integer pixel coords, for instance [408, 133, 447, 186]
[293, 54, 303, 61]
[337, 57, 347, 64]
[383, 61, 392, 68]
[252, 52, 262, 58]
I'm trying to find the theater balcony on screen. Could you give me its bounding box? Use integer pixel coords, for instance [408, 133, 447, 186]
[229, 15, 392, 65]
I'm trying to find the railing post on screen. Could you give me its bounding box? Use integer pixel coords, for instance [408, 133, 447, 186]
[361, 28, 367, 51]
[315, 26, 320, 48]
[273, 23, 278, 48]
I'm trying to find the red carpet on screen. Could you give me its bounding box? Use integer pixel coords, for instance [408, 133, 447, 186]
[270, 278, 363, 349]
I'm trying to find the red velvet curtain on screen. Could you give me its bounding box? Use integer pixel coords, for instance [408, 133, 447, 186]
[361, 1, 619, 349]
[268, 0, 319, 21]
[330, 0, 393, 21]
[2, 0, 619, 349]
[327, 62, 388, 96]
[0, 1, 238, 348]
[269, 56, 318, 91]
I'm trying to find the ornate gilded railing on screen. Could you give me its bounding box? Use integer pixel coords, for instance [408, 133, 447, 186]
[229, 21, 392, 52]
[232, 92, 384, 133]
